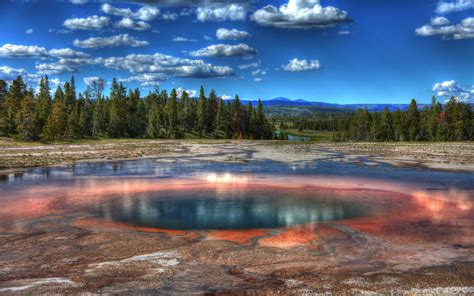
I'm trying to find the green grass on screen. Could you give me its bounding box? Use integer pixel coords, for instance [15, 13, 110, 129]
[282, 129, 334, 142]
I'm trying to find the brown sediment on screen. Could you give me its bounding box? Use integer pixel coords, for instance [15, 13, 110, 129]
[259, 225, 321, 248]
[207, 229, 270, 244]
[73, 218, 187, 236]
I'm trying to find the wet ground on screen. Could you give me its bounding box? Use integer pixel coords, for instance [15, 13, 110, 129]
[0, 154, 473, 294]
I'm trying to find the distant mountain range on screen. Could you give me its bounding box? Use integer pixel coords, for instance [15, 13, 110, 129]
[239, 97, 429, 111]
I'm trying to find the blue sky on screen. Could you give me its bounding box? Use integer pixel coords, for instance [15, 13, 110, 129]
[0, 0, 473, 104]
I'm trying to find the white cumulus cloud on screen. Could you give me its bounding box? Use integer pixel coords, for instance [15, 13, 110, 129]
[0, 66, 27, 80]
[189, 43, 257, 57]
[433, 80, 473, 102]
[63, 15, 110, 30]
[0, 44, 88, 59]
[100, 53, 235, 79]
[251, 0, 350, 29]
[435, 0, 474, 14]
[282, 58, 321, 71]
[101, 3, 160, 21]
[416, 17, 474, 39]
[73, 34, 149, 49]
[0, 44, 48, 57]
[216, 28, 250, 40]
[83, 76, 103, 86]
[430, 16, 450, 26]
[196, 3, 248, 22]
[115, 18, 151, 31]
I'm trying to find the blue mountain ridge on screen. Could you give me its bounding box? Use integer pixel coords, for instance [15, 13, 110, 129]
[236, 97, 430, 111]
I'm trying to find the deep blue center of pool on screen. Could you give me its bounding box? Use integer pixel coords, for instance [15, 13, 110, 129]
[90, 189, 372, 230]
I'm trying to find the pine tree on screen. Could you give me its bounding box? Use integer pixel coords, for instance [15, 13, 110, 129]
[78, 92, 94, 137]
[207, 89, 218, 132]
[3, 76, 26, 135]
[16, 90, 37, 140]
[181, 91, 196, 132]
[66, 103, 81, 139]
[231, 95, 242, 138]
[0, 80, 8, 135]
[127, 88, 146, 137]
[196, 86, 207, 136]
[147, 103, 161, 138]
[43, 86, 67, 140]
[254, 99, 265, 139]
[384, 107, 394, 141]
[108, 79, 128, 138]
[64, 77, 77, 110]
[428, 96, 441, 141]
[215, 98, 228, 137]
[166, 89, 179, 138]
[35, 76, 52, 137]
[406, 98, 420, 141]
[92, 96, 107, 137]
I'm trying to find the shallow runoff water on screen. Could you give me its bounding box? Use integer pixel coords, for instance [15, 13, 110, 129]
[0, 157, 473, 231]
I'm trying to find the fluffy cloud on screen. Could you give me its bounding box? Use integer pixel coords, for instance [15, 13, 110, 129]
[0, 66, 43, 86]
[433, 80, 473, 102]
[36, 57, 100, 75]
[0, 44, 48, 57]
[101, 53, 234, 79]
[63, 15, 110, 30]
[189, 43, 257, 57]
[83, 76, 104, 86]
[430, 16, 450, 26]
[48, 48, 89, 58]
[26, 29, 34, 34]
[35, 63, 78, 75]
[337, 30, 350, 35]
[176, 86, 197, 97]
[119, 73, 165, 86]
[115, 18, 151, 30]
[251, 0, 350, 29]
[196, 3, 248, 21]
[435, 0, 474, 14]
[238, 61, 260, 69]
[416, 17, 474, 39]
[0, 44, 88, 59]
[73, 34, 149, 49]
[216, 28, 250, 40]
[0, 66, 27, 80]
[282, 58, 321, 71]
[254, 77, 264, 82]
[101, 3, 160, 21]
[172, 36, 197, 42]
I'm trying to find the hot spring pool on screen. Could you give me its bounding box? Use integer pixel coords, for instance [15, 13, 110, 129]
[86, 189, 374, 230]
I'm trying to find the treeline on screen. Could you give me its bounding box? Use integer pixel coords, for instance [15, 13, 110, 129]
[289, 98, 473, 141]
[0, 76, 274, 141]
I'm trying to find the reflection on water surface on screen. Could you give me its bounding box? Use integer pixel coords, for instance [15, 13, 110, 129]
[89, 189, 372, 230]
[0, 158, 472, 232]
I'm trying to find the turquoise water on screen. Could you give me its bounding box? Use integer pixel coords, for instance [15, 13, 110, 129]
[88, 189, 372, 230]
